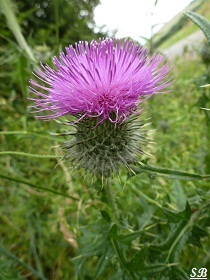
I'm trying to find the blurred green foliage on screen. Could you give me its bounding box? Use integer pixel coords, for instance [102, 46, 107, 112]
[153, 0, 210, 50]
[0, 0, 106, 48]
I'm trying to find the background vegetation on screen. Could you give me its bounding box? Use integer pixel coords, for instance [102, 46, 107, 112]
[0, 0, 209, 279]
[153, 0, 210, 49]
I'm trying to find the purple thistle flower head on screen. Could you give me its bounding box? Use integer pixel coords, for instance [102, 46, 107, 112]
[29, 38, 172, 124]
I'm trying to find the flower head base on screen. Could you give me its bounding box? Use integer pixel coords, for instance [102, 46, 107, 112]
[62, 114, 149, 177]
[29, 38, 172, 125]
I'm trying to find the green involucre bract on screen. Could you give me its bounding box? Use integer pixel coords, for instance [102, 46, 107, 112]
[62, 115, 150, 177]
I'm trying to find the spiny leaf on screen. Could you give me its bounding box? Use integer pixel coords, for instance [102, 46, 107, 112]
[163, 202, 191, 223]
[197, 188, 210, 201]
[184, 11, 210, 45]
[127, 246, 148, 272]
[109, 226, 136, 280]
[188, 225, 209, 247]
[151, 221, 188, 252]
[117, 229, 143, 244]
[167, 224, 190, 263]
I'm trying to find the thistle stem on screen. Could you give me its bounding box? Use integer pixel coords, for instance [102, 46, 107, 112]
[104, 182, 119, 224]
[0, 151, 61, 159]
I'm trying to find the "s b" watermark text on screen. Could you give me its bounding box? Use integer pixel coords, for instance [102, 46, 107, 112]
[190, 268, 208, 279]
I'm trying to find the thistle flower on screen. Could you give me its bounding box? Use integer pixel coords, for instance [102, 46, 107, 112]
[29, 38, 172, 177]
[30, 38, 171, 124]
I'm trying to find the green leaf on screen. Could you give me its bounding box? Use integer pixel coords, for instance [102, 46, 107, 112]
[151, 221, 188, 252]
[184, 11, 210, 44]
[188, 225, 209, 247]
[150, 220, 190, 265]
[127, 246, 148, 272]
[167, 223, 190, 262]
[163, 202, 191, 223]
[137, 205, 156, 230]
[170, 180, 186, 210]
[109, 226, 136, 280]
[109, 224, 118, 239]
[197, 188, 210, 201]
[150, 204, 192, 264]
[100, 210, 111, 222]
[117, 230, 143, 244]
[194, 91, 209, 108]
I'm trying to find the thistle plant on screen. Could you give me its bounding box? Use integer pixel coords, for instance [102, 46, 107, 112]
[29, 38, 172, 177]
[1, 1, 210, 278]
[26, 38, 210, 279]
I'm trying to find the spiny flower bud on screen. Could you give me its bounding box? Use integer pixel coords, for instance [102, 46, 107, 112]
[29, 38, 172, 177]
[62, 114, 149, 177]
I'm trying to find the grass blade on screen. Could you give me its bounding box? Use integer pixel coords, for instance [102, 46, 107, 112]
[0, 173, 79, 200]
[0, 246, 47, 280]
[0, 0, 36, 61]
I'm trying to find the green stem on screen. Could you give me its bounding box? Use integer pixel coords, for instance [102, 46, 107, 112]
[130, 185, 163, 209]
[0, 131, 63, 142]
[110, 238, 135, 280]
[104, 183, 119, 224]
[165, 207, 202, 263]
[55, 0, 60, 55]
[132, 163, 210, 181]
[0, 151, 61, 159]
